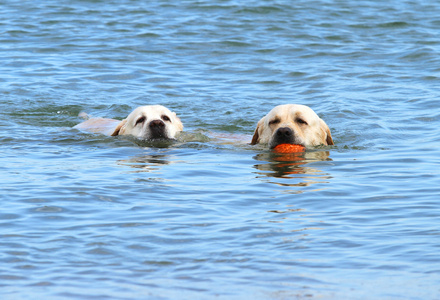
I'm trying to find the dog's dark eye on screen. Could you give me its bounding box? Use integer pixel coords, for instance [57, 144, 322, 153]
[161, 115, 171, 122]
[135, 116, 146, 126]
[269, 118, 280, 125]
[296, 118, 308, 125]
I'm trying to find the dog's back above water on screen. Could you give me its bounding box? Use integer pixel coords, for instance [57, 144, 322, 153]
[74, 105, 183, 140]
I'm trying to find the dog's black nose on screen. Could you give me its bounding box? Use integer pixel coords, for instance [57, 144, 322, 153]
[276, 127, 292, 138]
[149, 120, 165, 128]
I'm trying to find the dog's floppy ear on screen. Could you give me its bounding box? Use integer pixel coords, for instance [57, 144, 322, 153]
[250, 117, 264, 145]
[111, 119, 127, 136]
[320, 119, 334, 145]
[172, 112, 184, 131]
[326, 128, 334, 145]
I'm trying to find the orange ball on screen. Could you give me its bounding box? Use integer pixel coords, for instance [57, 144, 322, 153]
[272, 143, 305, 153]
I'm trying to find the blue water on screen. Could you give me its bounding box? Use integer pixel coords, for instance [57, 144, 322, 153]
[2, 1, 440, 299]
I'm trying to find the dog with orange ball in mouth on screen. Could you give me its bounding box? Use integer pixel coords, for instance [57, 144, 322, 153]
[250, 104, 334, 153]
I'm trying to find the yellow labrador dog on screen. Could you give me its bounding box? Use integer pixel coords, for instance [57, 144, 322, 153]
[251, 104, 334, 148]
[74, 105, 183, 139]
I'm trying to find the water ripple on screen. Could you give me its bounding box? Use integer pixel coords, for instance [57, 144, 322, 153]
[2, 0, 440, 299]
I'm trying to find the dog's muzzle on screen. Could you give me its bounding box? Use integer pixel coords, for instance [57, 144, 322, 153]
[271, 127, 295, 147]
[149, 119, 166, 138]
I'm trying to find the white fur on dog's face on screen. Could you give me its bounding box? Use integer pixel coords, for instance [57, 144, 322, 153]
[251, 104, 334, 148]
[112, 105, 183, 139]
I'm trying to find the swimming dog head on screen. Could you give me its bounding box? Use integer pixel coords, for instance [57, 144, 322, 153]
[251, 104, 333, 148]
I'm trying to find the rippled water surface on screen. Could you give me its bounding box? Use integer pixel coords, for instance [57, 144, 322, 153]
[2, 1, 440, 299]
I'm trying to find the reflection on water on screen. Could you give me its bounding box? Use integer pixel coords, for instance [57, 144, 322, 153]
[117, 153, 172, 173]
[254, 150, 332, 189]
